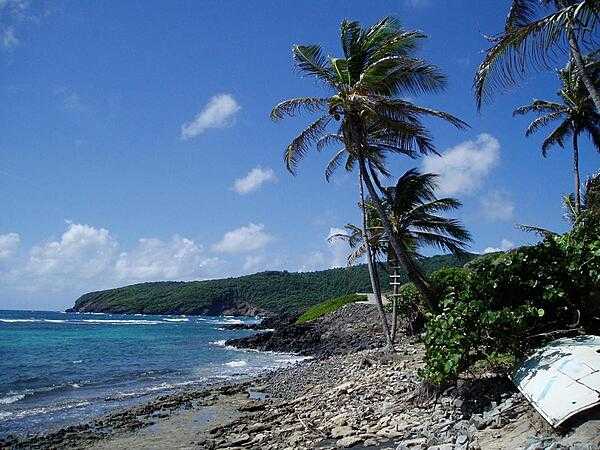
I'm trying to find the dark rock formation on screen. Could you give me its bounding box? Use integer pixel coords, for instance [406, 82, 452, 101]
[226, 303, 388, 358]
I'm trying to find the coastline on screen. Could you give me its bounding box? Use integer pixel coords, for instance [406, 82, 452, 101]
[3, 304, 599, 449]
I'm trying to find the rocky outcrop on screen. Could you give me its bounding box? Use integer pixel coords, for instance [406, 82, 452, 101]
[226, 303, 389, 358]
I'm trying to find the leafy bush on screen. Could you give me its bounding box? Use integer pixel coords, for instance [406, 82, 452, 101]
[387, 267, 472, 334]
[295, 294, 366, 324]
[420, 294, 540, 385]
[420, 227, 600, 386]
[430, 267, 471, 311]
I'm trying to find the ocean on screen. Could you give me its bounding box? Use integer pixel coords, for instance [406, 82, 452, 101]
[0, 309, 304, 438]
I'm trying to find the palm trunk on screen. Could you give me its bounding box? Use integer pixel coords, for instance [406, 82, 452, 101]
[390, 297, 398, 344]
[359, 157, 436, 312]
[573, 132, 581, 215]
[359, 170, 393, 350]
[566, 21, 600, 111]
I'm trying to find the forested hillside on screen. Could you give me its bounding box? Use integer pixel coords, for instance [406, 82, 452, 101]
[69, 253, 476, 315]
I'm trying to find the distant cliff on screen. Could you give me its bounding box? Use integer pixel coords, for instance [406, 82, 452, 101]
[68, 253, 476, 316]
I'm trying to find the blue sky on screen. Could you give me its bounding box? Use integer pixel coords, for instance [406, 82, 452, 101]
[1, 0, 599, 310]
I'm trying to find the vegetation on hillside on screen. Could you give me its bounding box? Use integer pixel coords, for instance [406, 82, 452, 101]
[295, 294, 367, 324]
[71, 254, 474, 315]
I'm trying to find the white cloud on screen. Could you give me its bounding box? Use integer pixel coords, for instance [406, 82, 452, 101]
[327, 227, 349, 268]
[299, 227, 350, 272]
[25, 223, 119, 283]
[115, 235, 217, 282]
[0, 232, 20, 259]
[181, 94, 241, 139]
[232, 167, 277, 194]
[1, 223, 219, 295]
[212, 223, 273, 253]
[242, 255, 264, 272]
[480, 191, 515, 221]
[422, 134, 500, 196]
[0, 0, 36, 51]
[483, 239, 515, 254]
[2, 27, 18, 48]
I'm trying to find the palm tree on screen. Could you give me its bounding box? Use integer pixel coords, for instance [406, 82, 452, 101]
[564, 171, 600, 222]
[474, 0, 600, 111]
[514, 59, 600, 213]
[335, 169, 471, 339]
[379, 169, 471, 307]
[271, 17, 467, 312]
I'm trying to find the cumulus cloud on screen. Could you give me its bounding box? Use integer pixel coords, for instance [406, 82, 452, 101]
[242, 255, 265, 272]
[212, 223, 273, 253]
[181, 94, 241, 139]
[1, 223, 219, 295]
[2, 27, 18, 48]
[299, 227, 350, 272]
[115, 235, 217, 282]
[0, 0, 40, 51]
[25, 223, 119, 285]
[422, 134, 500, 196]
[483, 239, 515, 254]
[327, 227, 349, 268]
[0, 232, 20, 259]
[232, 167, 277, 194]
[480, 191, 515, 221]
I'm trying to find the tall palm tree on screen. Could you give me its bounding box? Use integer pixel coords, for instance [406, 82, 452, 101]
[271, 17, 468, 311]
[335, 169, 471, 340]
[474, 0, 600, 110]
[514, 59, 600, 213]
[379, 169, 471, 309]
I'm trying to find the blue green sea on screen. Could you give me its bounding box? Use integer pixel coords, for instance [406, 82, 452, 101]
[0, 309, 303, 438]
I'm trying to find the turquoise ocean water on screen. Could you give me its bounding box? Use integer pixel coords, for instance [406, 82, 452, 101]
[0, 309, 301, 438]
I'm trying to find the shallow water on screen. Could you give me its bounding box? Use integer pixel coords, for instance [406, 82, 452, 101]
[0, 309, 305, 438]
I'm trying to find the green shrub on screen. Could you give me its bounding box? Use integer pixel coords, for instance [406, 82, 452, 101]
[420, 230, 600, 386]
[420, 293, 542, 386]
[430, 267, 471, 311]
[295, 293, 366, 324]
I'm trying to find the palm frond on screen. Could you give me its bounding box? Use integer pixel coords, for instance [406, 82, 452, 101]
[324, 148, 349, 181]
[541, 119, 572, 156]
[374, 98, 469, 129]
[513, 99, 565, 115]
[505, 0, 540, 31]
[517, 223, 558, 237]
[284, 115, 331, 174]
[412, 231, 471, 255]
[523, 111, 565, 136]
[359, 56, 446, 96]
[270, 97, 330, 121]
[586, 124, 600, 151]
[316, 133, 344, 152]
[292, 45, 336, 85]
[474, 5, 576, 109]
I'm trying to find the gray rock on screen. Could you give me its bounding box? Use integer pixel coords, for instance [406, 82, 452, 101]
[331, 425, 355, 438]
[469, 414, 488, 430]
[227, 433, 251, 445]
[336, 435, 363, 448]
[456, 434, 468, 445]
[525, 442, 545, 450]
[453, 398, 464, 408]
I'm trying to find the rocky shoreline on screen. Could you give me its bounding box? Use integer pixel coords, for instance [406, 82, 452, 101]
[2, 304, 599, 450]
